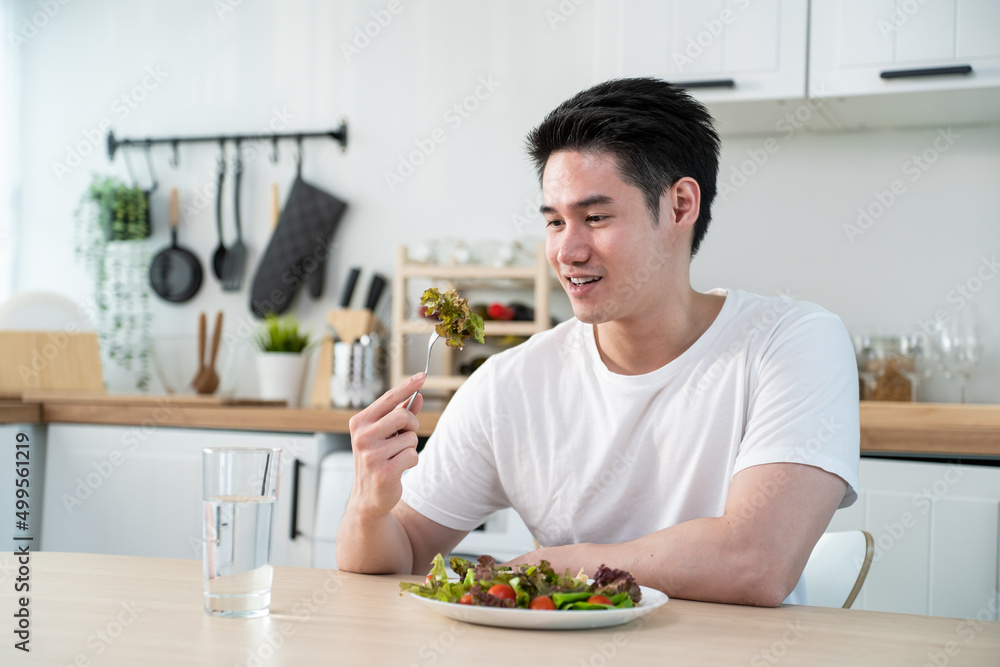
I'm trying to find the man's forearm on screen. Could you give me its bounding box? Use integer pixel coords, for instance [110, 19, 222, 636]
[335, 502, 414, 574]
[512, 517, 795, 607]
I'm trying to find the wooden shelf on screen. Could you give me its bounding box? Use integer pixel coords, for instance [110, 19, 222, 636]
[860, 401, 1000, 457]
[6, 397, 1000, 457]
[36, 400, 442, 437]
[390, 243, 554, 392]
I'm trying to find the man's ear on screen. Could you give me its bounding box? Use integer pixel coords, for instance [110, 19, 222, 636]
[667, 177, 701, 232]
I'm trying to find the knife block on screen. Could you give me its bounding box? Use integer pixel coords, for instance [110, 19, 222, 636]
[308, 310, 381, 408]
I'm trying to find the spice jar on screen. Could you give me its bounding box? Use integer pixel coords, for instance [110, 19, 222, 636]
[859, 336, 923, 402]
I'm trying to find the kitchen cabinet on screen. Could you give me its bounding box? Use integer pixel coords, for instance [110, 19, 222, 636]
[602, 0, 809, 102]
[389, 244, 554, 393]
[809, 0, 1000, 97]
[827, 457, 1000, 619]
[39, 424, 346, 567]
[596, 0, 1000, 133]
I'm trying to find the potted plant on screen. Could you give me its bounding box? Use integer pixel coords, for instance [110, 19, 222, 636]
[74, 174, 153, 392]
[253, 315, 312, 407]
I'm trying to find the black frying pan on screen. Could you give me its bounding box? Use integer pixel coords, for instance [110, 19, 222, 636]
[150, 189, 203, 303]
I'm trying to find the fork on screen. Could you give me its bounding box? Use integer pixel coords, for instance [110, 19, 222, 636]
[404, 332, 439, 411]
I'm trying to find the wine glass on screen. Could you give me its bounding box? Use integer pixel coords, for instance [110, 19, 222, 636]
[898, 335, 934, 402]
[934, 309, 982, 404]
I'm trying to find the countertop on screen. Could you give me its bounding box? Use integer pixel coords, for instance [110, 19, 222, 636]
[7, 551, 997, 666]
[2, 397, 999, 457]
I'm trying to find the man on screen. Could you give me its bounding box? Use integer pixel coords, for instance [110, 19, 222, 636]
[338, 78, 859, 607]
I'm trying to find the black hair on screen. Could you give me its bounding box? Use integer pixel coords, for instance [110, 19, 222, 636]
[525, 77, 721, 258]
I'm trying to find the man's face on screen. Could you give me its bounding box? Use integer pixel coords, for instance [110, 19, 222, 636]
[541, 150, 683, 326]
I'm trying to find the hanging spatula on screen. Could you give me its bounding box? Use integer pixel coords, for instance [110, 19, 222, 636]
[222, 142, 247, 291]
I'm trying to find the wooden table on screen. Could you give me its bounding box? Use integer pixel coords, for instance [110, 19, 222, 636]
[4, 552, 998, 666]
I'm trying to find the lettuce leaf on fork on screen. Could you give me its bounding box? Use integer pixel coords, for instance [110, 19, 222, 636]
[420, 288, 486, 349]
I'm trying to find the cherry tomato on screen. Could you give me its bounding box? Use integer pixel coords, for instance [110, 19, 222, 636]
[487, 584, 516, 601]
[459, 594, 473, 605]
[424, 574, 434, 585]
[529, 596, 556, 610]
[587, 595, 613, 606]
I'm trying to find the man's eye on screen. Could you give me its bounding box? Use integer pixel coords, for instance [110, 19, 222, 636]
[546, 219, 564, 228]
[587, 215, 607, 222]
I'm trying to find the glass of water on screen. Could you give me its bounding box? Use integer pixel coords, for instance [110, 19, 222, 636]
[202, 447, 281, 618]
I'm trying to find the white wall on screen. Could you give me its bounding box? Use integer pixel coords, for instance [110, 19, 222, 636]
[10, 0, 1000, 402]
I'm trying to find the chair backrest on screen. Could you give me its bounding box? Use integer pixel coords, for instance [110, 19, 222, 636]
[801, 530, 874, 609]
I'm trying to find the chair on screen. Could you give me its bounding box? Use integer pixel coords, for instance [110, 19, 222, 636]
[801, 530, 874, 609]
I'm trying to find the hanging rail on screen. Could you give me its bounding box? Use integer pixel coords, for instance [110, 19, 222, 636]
[106, 119, 348, 162]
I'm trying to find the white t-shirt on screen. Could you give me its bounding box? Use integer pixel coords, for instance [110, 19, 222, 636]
[402, 288, 860, 601]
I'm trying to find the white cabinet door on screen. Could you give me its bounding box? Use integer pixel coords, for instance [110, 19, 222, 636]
[827, 458, 1000, 619]
[607, 0, 808, 102]
[40, 425, 335, 568]
[809, 0, 1000, 96]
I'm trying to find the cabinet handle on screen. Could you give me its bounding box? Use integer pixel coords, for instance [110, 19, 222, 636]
[676, 79, 736, 90]
[880, 65, 972, 80]
[289, 458, 303, 541]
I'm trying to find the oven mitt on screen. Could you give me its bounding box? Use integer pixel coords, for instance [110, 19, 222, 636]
[249, 176, 347, 318]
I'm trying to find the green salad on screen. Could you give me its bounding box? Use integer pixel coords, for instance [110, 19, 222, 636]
[400, 554, 642, 611]
[420, 288, 485, 349]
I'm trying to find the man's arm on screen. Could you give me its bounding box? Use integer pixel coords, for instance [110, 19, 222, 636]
[335, 373, 467, 575]
[505, 462, 846, 607]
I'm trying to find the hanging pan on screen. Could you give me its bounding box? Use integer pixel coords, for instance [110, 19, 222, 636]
[150, 189, 203, 303]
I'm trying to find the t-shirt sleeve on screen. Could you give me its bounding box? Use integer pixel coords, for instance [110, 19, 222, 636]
[734, 311, 861, 508]
[401, 357, 510, 531]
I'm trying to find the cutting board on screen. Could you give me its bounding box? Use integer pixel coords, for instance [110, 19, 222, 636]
[0, 331, 105, 399]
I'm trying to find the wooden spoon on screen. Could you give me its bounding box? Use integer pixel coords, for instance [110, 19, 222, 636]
[195, 311, 223, 395]
[190, 312, 207, 391]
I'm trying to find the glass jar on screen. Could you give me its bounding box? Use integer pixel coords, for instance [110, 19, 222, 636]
[858, 335, 927, 402]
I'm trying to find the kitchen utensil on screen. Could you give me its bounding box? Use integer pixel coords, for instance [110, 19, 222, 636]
[308, 334, 336, 408]
[0, 331, 104, 398]
[404, 332, 438, 411]
[222, 143, 247, 291]
[249, 176, 347, 318]
[191, 312, 207, 390]
[364, 273, 387, 312]
[152, 333, 250, 396]
[327, 309, 372, 346]
[194, 312, 223, 395]
[340, 267, 361, 308]
[211, 145, 228, 280]
[149, 189, 204, 303]
[271, 183, 280, 230]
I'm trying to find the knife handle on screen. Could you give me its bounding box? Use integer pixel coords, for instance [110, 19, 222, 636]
[365, 274, 387, 311]
[340, 267, 361, 308]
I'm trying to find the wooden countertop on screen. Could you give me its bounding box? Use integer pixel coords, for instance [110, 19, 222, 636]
[3, 397, 1000, 457]
[7, 551, 998, 666]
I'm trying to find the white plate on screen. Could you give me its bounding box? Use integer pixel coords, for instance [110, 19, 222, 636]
[408, 585, 668, 630]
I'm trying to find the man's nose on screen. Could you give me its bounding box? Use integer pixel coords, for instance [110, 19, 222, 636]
[556, 223, 590, 265]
